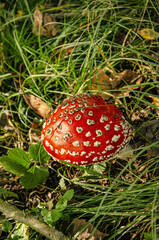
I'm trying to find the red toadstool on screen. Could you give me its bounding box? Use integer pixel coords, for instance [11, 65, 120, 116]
[41, 94, 132, 165]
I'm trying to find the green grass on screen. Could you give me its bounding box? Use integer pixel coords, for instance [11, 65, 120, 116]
[0, 0, 159, 239]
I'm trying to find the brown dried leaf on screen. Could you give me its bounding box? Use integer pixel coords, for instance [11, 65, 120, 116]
[90, 68, 112, 99]
[23, 93, 52, 118]
[70, 219, 108, 240]
[89, 68, 140, 99]
[151, 96, 159, 116]
[0, 110, 14, 131]
[32, 7, 58, 36]
[43, 13, 58, 36]
[32, 7, 43, 35]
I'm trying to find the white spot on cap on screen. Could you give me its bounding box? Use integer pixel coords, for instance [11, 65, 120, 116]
[114, 125, 120, 131]
[99, 156, 104, 160]
[112, 134, 120, 142]
[55, 137, 59, 143]
[69, 110, 74, 114]
[46, 128, 52, 135]
[85, 131, 91, 137]
[104, 124, 110, 131]
[92, 157, 98, 162]
[47, 119, 51, 125]
[84, 103, 89, 107]
[96, 129, 103, 137]
[88, 111, 93, 116]
[81, 151, 86, 156]
[59, 112, 63, 117]
[65, 132, 72, 138]
[81, 109, 85, 113]
[57, 125, 62, 130]
[64, 116, 68, 120]
[75, 114, 81, 120]
[100, 115, 108, 123]
[52, 117, 56, 122]
[81, 161, 88, 164]
[55, 149, 58, 154]
[68, 119, 73, 124]
[106, 145, 114, 150]
[87, 119, 95, 125]
[72, 141, 80, 147]
[94, 141, 101, 147]
[83, 141, 91, 146]
[50, 145, 53, 151]
[76, 127, 83, 133]
[86, 152, 92, 158]
[69, 104, 76, 108]
[61, 102, 68, 109]
[64, 159, 71, 163]
[60, 148, 66, 155]
[45, 140, 49, 147]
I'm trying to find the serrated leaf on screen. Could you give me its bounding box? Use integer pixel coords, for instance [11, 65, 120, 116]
[0, 187, 18, 199]
[63, 189, 74, 201]
[20, 165, 49, 189]
[8, 148, 31, 169]
[0, 156, 27, 176]
[29, 142, 50, 163]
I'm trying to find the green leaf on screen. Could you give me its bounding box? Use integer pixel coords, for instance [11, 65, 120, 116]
[20, 165, 49, 189]
[63, 189, 74, 201]
[8, 148, 31, 169]
[0, 156, 27, 176]
[59, 177, 66, 190]
[55, 198, 67, 211]
[11, 222, 29, 240]
[0, 187, 18, 199]
[41, 208, 48, 217]
[44, 209, 62, 226]
[2, 220, 12, 232]
[29, 142, 50, 163]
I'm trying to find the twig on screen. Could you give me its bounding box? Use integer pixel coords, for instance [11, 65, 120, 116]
[0, 198, 70, 240]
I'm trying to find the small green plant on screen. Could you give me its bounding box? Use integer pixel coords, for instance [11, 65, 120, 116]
[0, 143, 50, 189]
[41, 189, 74, 227]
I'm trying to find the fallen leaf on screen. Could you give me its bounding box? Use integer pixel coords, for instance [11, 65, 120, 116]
[32, 7, 58, 36]
[151, 96, 159, 116]
[69, 219, 108, 240]
[23, 93, 52, 118]
[16, 10, 25, 17]
[32, 7, 43, 36]
[0, 110, 14, 131]
[138, 28, 159, 40]
[89, 68, 140, 99]
[43, 13, 58, 36]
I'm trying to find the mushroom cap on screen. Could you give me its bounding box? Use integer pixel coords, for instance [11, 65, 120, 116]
[41, 94, 132, 165]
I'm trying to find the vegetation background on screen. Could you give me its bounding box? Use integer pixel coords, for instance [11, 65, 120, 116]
[0, 0, 159, 239]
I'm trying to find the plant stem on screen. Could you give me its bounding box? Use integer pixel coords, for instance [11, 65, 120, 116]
[0, 198, 70, 240]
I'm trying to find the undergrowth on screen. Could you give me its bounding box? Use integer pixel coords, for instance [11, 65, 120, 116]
[0, 0, 159, 239]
